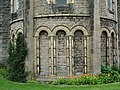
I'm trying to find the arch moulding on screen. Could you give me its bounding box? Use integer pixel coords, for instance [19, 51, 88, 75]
[71, 26, 88, 36]
[110, 29, 117, 37]
[52, 25, 70, 36]
[35, 26, 51, 36]
[100, 28, 110, 37]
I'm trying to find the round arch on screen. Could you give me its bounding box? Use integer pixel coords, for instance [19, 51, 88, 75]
[71, 26, 88, 36]
[16, 28, 23, 35]
[52, 25, 70, 36]
[10, 30, 16, 39]
[110, 29, 116, 37]
[100, 28, 110, 37]
[14, 28, 23, 39]
[35, 26, 51, 36]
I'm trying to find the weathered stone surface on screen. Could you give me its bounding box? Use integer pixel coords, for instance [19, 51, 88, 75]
[39, 31, 49, 77]
[56, 31, 67, 76]
[9, 0, 119, 80]
[0, 0, 10, 65]
[74, 31, 84, 75]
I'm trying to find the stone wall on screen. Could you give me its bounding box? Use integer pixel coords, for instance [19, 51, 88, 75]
[99, 0, 118, 68]
[17, 0, 23, 18]
[73, 0, 90, 15]
[0, 0, 10, 66]
[118, 0, 120, 65]
[34, 0, 90, 16]
[34, 0, 50, 16]
[34, 16, 91, 33]
[100, 0, 116, 20]
[10, 0, 119, 79]
[11, 21, 23, 35]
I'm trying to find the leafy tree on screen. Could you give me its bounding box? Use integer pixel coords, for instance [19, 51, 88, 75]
[7, 33, 28, 82]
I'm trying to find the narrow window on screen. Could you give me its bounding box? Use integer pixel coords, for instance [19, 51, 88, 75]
[101, 31, 108, 67]
[39, 31, 49, 77]
[55, 0, 67, 5]
[108, 0, 113, 12]
[13, 0, 19, 13]
[47, 0, 74, 4]
[48, 0, 74, 14]
[74, 30, 85, 75]
[111, 33, 115, 67]
[56, 30, 67, 76]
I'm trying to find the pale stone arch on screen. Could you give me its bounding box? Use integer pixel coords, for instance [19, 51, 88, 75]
[71, 26, 89, 75]
[100, 28, 110, 67]
[109, 29, 117, 68]
[110, 29, 116, 37]
[10, 30, 15, 35]
[15, 28, 23, 39]
[71, 26, 88, 36]
[10, 28, 23, 44]
[52, 25, 70, 36]
[10, 30, 16, 39]
[34, 26, 51, 75]
[100, 28, 110, 37]
[35, 26, 51, 36]
[16, 28, 23, 34]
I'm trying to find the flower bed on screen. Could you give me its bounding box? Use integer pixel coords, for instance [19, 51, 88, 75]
[53, 66, 120, 85]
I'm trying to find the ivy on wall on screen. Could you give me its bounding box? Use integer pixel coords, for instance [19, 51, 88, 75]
[7, 33, 28, 82]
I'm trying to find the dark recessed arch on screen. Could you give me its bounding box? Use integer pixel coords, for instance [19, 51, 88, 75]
[56, 30, 67, 76]
[101, 31, 108, 67]
[74, 30, 85, 75]
[39, 30, 49, 76]
[111, 32, 115, 67]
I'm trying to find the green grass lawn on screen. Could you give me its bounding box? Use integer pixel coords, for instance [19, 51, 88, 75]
[0, 74, 120, 90]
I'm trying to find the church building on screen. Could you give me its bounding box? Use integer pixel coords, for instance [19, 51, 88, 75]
[10, 0, 119, 80]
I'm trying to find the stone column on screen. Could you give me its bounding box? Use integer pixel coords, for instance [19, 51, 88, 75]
[53, 36, 56, 76]
[87, 35, 91, 74]
[66, 36, 70, 75]
[69, 35, 73, 76]
[84, 36, 87, 74]
[71, 36, 74, 75]
[50, 36, 54, 76]
[115, 37, 118, 67]
[34, 36, 39, 75]
[91, 0, 101, 74]
[24, 0, 35, 78]
[116, 0, 120, 68]
[36, 37, 40, 74]
[108, 37, 111, 67]
[107, 37, 109, 67]
[11, 0, 14, 13]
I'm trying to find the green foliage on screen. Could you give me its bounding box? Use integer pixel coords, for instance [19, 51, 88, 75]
[100, 66, 120, 83]
[7, 33, 28, 82]
[0, 68, 8, 77]
[53, 66, 120, 85]
[112, 66, 120, 74]
[1, 72, 120, 90]
[101, 66, 112, 73]
[53, 76, 99, 85]
[27, 79, 39, 84]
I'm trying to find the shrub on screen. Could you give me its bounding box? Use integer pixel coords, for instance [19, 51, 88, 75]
[80, 75, 98, 85]
[53, 78, 68, 85]
[7, 33, 28, 82]
[0, 68, 8, 77]
[53, 75, 99, 85]
[101, 66, 120, 83]
[53, 66, 120, 85]
[112, 66, 120, 74]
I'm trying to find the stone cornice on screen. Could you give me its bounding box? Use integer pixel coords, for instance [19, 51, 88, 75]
[100, 16, 117, 23]
[34, 14, 90, 19]
[10, 18, 23, 25]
